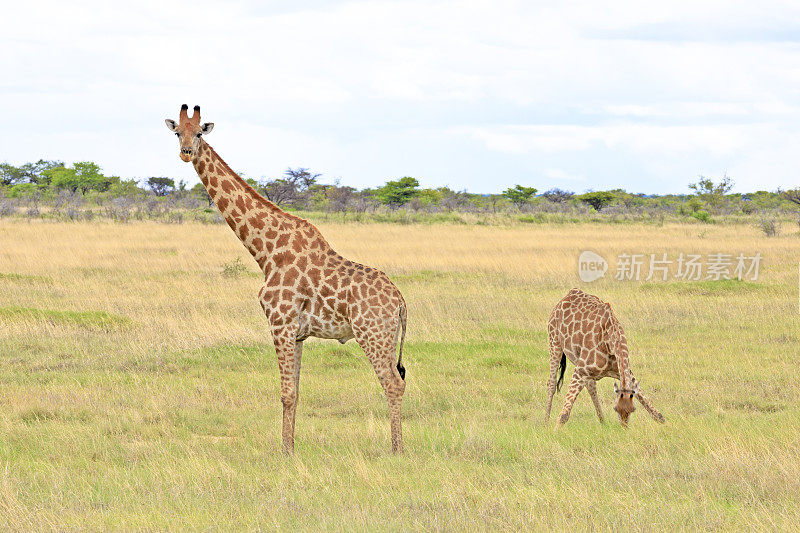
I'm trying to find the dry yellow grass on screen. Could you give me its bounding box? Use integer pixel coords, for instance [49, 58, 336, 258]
[0, 220, 798, 530]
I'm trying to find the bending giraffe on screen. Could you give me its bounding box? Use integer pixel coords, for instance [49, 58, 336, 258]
[545, 288, 665, 426]
[165, 105, 408, 454]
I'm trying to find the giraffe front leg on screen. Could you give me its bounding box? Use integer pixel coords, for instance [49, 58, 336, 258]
[557, 370, 588, 427]
[271, 324, 300, 454]
[586, 379, 605, 424]
[635, 388, 665, 423]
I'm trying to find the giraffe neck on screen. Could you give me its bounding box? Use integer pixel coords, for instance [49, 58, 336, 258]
[607, 311, 633, 390]
[192, 141, 297, 271]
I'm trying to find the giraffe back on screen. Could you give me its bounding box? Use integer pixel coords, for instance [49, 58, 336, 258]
[548, 288, 624, 378]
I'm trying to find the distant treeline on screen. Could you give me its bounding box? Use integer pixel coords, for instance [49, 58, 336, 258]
[1, 159, 799, 225]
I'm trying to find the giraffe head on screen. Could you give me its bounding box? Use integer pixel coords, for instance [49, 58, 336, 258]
[164, 104, 214, 162]
[613, 379, 639, 426]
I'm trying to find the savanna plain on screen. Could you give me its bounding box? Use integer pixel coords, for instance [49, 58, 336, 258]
[0, 219, 798, 531]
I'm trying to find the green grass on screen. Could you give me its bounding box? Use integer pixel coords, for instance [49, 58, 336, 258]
[0, 305, 129, 331]
[0, 220, 798, 530]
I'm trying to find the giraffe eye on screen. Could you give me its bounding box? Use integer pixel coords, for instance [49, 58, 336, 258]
[175, 132, 179, 137]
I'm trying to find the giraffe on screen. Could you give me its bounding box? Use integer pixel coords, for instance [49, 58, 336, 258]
[544, 288, 665, 427]
[165, 105, 408, 454]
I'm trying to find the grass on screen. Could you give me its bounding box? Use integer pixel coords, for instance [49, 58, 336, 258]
[0, 220, 799, 530]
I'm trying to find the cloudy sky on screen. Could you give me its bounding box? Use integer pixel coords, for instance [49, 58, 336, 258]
[3, 1, 799, 194]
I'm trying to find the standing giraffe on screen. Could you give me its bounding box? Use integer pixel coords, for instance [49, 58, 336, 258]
[165, 105, 408, 454]
[545, 288, 665, 426]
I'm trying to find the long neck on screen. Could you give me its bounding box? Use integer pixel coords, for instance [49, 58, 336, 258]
[192, 141, 295, 271]
[607, 308, 633, 390]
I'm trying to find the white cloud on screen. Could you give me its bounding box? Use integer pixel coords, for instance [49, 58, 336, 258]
[1, 0, 800, 193]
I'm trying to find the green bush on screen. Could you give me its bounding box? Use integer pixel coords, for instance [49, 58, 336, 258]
[375, 177, 420, 207]
[7, 183, 41, 199]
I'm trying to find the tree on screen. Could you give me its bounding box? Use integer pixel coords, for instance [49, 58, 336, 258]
[375, 177, 420, 208]
[689, 174, 733, 211]
[23, 159, 65, 185]
[108, 178, 143, 197]
[502, 184, 538, 206]
[1, 159, 64, 186]
[260, 167, 321, 207]
[146, 177, 175, 196]
[542, 188, 574, 203]
[782, 188, 800, 224]
[577, 191, 615, 211]
[47, 161, 115, 193]
[0, 163, 25, 186]
[325, 182, 359, 212]
[191, 182, 213, 206]
[781, 188, 800, 207]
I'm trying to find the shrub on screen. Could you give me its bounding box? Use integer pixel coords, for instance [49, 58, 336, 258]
[221, 257, 248, 278]
[759, 218, 778, 237]
[8, 183, 41, 199]
[690, 210, 711, 223]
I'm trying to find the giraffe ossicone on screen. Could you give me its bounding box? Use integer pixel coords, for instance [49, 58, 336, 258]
[545, 288, 665, 427]
[165, 104, 408, 454]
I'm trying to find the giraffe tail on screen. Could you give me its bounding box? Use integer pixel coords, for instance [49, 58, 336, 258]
[396, 304, 406, 380]
[556, 353, 567, 392]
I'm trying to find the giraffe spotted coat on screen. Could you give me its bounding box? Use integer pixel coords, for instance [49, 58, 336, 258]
[166, 105, 407, 453]
[545, 288, 665, 426]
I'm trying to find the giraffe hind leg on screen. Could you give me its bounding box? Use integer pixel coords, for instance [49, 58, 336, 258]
[545, 339, 563, 422]
[355, 320, 406, 454]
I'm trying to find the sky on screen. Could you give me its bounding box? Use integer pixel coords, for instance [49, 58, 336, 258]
[2, 0, 800, 194]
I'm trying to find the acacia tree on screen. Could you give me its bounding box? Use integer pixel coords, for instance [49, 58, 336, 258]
[260, 167, 320, 207]
[191, 182, 213, 206]
[47, 162, 116, 193]
[146, 177, 175, 196]
[782, 188, 800, 207]
[0, 159, 64, 186]
[689, 174, 733, 212]
[782, 188, 800, 224]
[577, 191, 616, 211]
[375, 177, 420, 208]
[502, 184, 538, 207]
[542, 188, 574, 203]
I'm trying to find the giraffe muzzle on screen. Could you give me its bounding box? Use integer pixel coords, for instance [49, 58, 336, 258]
[180, 148, 194, 162]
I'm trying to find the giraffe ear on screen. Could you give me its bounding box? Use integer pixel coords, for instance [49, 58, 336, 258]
[201, 122, 214, 135]
[614, 381, 620, 394]
[165, 119, 178, 132]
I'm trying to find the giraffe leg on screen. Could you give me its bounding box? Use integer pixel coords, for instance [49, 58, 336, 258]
[635, 389, 665, 423]
[294, 340, 303, 409]
[271, 325, 299, 454]
[586, 379, 605, 423]
[557, 370, 588, 426]
[544, 340, 562, 423]
[355, 321, 405, 454]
